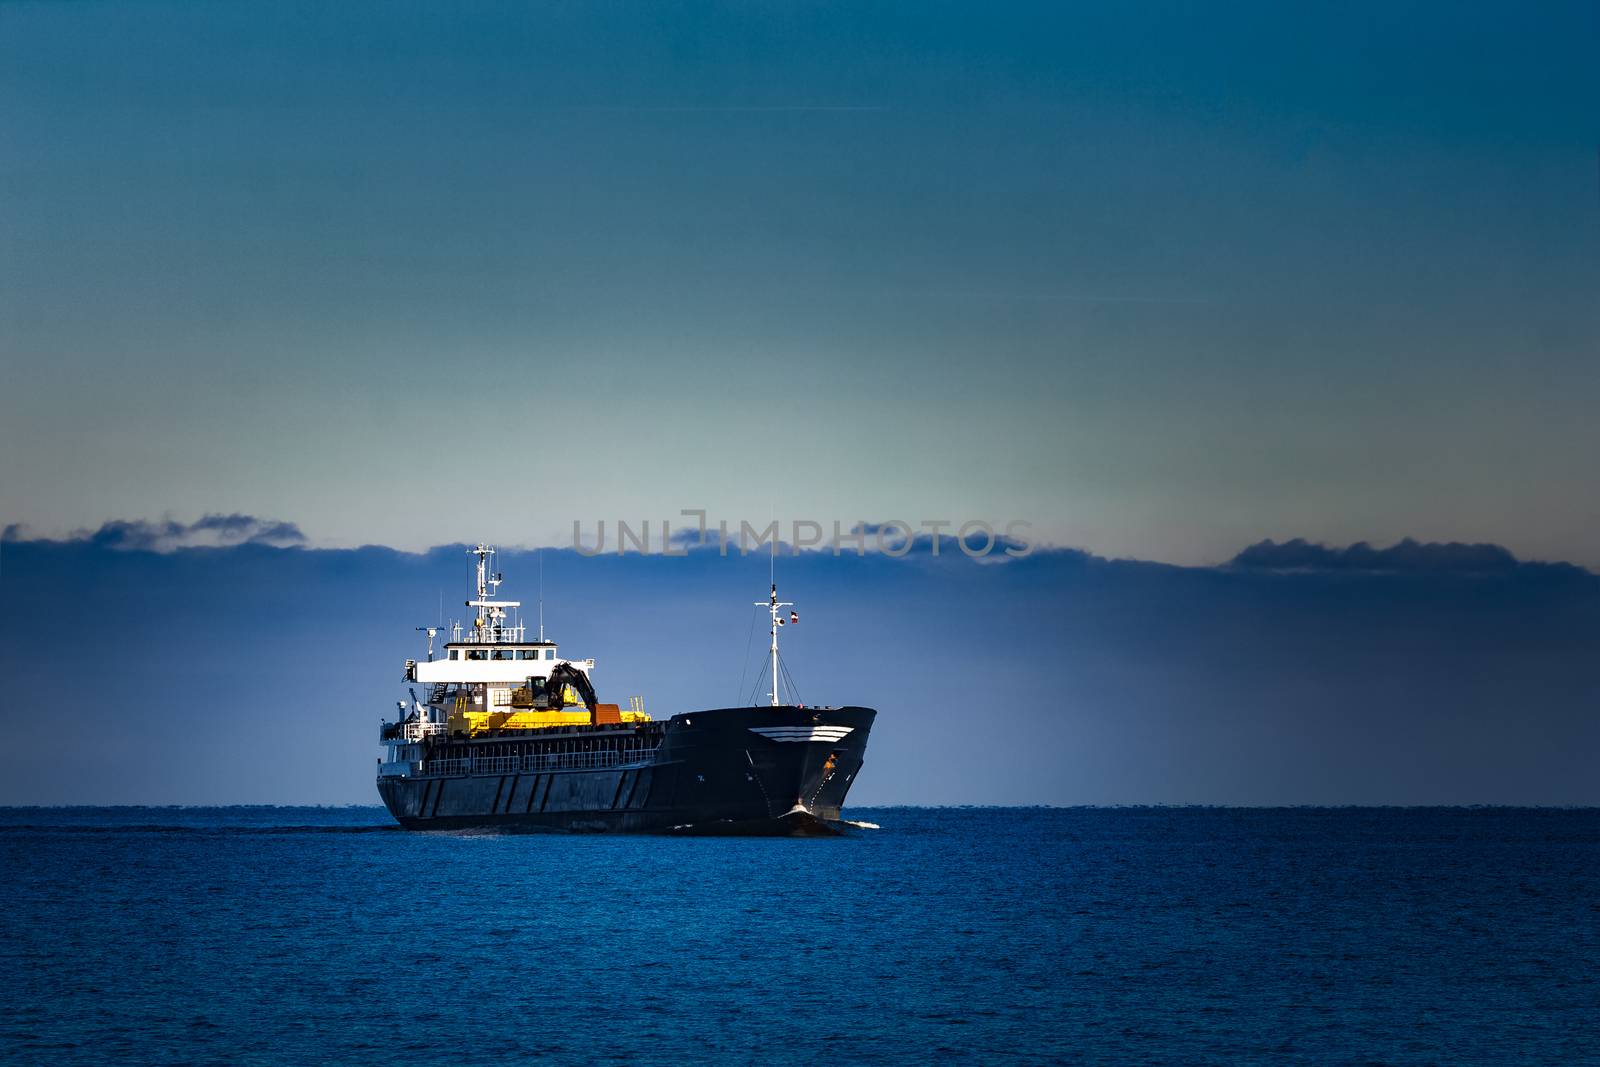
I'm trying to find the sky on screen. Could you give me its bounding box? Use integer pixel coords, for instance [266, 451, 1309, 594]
[2, 1, 1598, 564]
[3, 521, 1598, 806]
[1, 4, 1597, 807]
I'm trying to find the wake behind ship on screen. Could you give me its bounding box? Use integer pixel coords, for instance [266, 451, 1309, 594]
[376, 546, 874, 834]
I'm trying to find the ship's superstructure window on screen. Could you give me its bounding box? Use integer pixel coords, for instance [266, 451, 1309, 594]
[546, 649, 556, 660]
[491, 650, 514, 660]
[448, 649, 459, 660]
[466, 649, 487, 661]
[516, 650, 538, 660]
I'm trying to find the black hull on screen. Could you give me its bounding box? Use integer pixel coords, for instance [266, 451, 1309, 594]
[377, 705, 874, 835]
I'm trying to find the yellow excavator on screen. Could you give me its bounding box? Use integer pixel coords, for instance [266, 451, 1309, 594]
[450, 663, 650, 735]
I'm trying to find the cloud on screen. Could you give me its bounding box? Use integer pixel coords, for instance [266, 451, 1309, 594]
[610, 519, 1038, 559]
[1227, 537, 1567, 574]
[843, 521, 1038, 559]
[3, 514, 307, 552]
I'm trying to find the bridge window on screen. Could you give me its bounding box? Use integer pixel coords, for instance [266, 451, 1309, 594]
[466, 649, 487, 661]
[516, 650, 539, 661]
[545, 649, 555, 660]
[448, 650, 459, 660]
[491, 650, 514, 661]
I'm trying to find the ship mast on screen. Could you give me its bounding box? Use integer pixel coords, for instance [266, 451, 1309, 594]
[756, 582, 794, 707]
[465, 544, 522, 643]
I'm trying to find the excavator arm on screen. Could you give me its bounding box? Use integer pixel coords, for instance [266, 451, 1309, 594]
[524, 662, 597, 711]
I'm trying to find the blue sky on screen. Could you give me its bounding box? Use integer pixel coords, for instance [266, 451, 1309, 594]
[3, 1, 1597, 563]
[1, 4, 1597, 805]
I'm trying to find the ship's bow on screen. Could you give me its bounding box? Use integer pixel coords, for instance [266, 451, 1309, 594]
[657, 704, 875, 834]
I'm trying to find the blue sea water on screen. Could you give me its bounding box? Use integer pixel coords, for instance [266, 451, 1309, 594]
[3, 807, 1598, 1065]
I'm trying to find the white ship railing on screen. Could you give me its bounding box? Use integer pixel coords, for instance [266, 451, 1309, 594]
[451, 625, 527, 644]
[418, 747, 660, 777]
[419, 758, 467, 776]
[380, 720, 449, 743]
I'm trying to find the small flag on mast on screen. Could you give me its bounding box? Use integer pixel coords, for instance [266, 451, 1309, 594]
[790, 611, 799, 624]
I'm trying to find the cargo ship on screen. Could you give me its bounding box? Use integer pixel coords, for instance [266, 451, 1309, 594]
[376, 546, 875, 834]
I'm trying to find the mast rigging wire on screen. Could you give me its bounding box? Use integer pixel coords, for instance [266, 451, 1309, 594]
[735, 604, 761, 704]
[777, 651, 802, 707]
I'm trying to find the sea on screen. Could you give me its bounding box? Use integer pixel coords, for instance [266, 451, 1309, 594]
[3, 806, 1597, 1065]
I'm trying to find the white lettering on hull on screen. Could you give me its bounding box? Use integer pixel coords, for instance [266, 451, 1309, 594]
[748, 726, 855, 743]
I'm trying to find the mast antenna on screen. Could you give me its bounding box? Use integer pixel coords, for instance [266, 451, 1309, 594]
[755, 580, 794, 707]
[465, 543, 522, 642]
[538, 548, 545, 642]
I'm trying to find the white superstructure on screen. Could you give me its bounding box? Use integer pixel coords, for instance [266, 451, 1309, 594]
[404, 544, 594, 687]
[382, 545, 602, 773]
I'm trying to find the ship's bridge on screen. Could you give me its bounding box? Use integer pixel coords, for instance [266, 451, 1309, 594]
[404, 544, 595, 686]
[411, 642, 595, 685]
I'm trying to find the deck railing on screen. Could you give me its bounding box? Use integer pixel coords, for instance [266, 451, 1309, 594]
[418, 746, 660, 778]
[380, 720, 449, 743]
